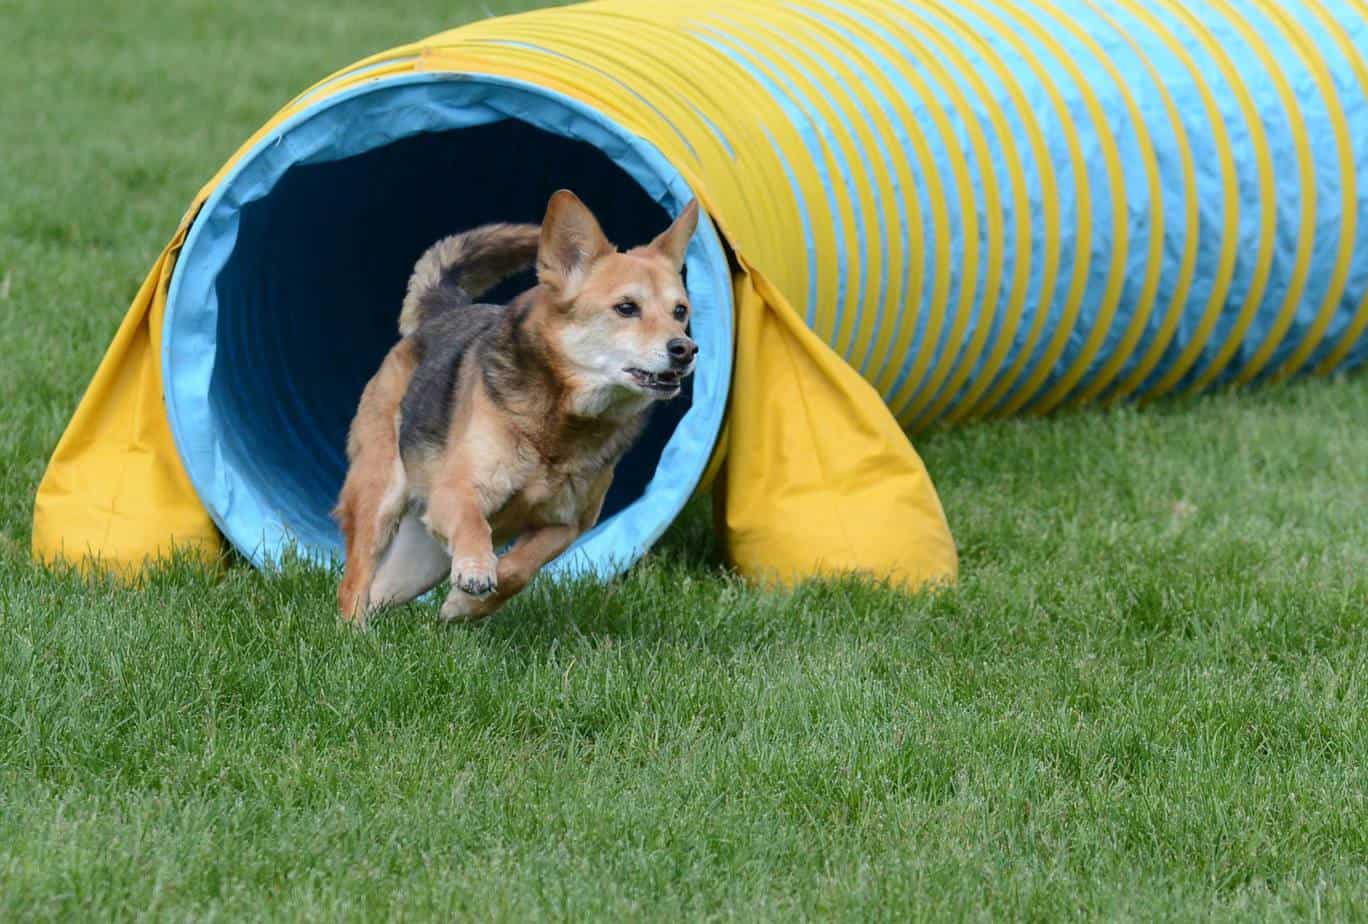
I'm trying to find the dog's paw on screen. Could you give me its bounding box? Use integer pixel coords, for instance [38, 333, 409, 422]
[451, 554, 498, 599]
[439, 589, 497, 624]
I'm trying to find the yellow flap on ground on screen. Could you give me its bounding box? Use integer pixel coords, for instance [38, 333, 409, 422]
[31, 240, 222, 574]
[715, 266, 958, 589]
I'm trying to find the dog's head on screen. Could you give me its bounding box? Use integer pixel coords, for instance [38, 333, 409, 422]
[534, 190, 699, 412]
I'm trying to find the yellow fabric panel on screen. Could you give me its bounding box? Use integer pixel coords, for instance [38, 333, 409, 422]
[31, 233, 221, 573]
[716, 268, 957, 588]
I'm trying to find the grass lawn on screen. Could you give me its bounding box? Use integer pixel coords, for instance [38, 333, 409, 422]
[2, 1, 1366, 919]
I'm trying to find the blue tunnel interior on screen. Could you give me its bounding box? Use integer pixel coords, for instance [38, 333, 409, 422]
[213, 121, 688, 550]
[163, 78, 732, 573]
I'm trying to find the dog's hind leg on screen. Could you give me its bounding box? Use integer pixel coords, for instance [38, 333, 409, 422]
[335, 342, 419, 628]
[336, 452, 408, 627]
[369, 510, 449, 610]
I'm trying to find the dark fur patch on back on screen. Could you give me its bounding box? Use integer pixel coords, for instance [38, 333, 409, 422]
[398, 303, 504, 459]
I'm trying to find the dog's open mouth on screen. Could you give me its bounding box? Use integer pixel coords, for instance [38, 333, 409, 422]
[626, 367, 684, 394]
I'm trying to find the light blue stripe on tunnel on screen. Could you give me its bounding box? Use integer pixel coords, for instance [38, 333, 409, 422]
[784, 4, 924, 397]
[1156, 1, 1280, 394]
[876, 4, 1019, 423]
[162, 73, 733, 579]
[1227, 0, 1339, 383]
[1011, 0, 1154, 406]
[713, 12, 882, 370]
[952, 0, 1117, 415]
[795, 4, 964, 412]
[1203, 0, 1309, 388]
[826, 5, 979, 416]
[288, 56, 420, 110]
[683, 99, 736, 160]
[693, 25, 847, 333]
[1112, 1, 1241, 399]
[475, 39, 701, 162]
[894, 0, 1075, 419]
[767, 26, 898, 378]
[900, 0, 1051, 420]
[824, 1, 994, 419]
[750, 122, 820, 331]
[1083, 0, 1203, 400]
[1300, 0, 1368, 374]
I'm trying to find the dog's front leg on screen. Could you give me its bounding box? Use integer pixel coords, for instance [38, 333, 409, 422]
[448, 468, 614, 621]
[441, 524, 580, 623]
[424, 479, 499, 619]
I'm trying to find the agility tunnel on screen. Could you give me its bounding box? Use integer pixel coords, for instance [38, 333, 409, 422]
[33, 0, 1368, 587]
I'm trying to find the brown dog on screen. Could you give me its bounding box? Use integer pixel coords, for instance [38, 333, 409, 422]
[335, 190, 699, 626]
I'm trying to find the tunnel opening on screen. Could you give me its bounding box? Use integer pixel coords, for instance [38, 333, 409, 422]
[163, 76, 731, 575]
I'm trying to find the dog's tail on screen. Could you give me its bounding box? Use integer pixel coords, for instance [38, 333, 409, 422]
[398, 223, 541, 337]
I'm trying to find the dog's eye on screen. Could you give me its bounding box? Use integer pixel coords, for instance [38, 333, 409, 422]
[614, 300, 640, 318]
[673, 304, 689, 322]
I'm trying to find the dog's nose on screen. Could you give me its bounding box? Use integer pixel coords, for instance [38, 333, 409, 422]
[667, 338, 698, 364]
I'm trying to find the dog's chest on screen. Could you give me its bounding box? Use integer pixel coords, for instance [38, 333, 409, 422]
[489, 464, 591, 541]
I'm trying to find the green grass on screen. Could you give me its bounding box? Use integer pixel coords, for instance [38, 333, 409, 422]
[2, 1, 1366, 919]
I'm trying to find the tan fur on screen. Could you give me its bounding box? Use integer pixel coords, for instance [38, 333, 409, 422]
[335, 339, 418, 621]
[336, 191, 699, 627]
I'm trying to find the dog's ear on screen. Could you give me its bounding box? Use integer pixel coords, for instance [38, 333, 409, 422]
[649, 199, 699, 271]
[537, 190, 614, 295]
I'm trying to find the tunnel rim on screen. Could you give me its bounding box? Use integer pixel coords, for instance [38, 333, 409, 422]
[162, 71, 733, 577]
